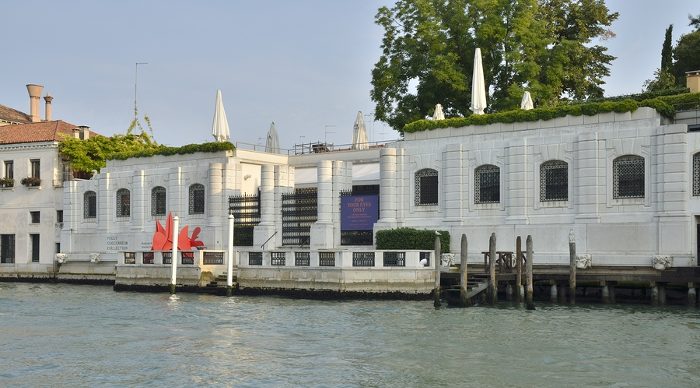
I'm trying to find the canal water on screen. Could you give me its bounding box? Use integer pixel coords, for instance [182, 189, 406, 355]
[1, 283, 700, 387]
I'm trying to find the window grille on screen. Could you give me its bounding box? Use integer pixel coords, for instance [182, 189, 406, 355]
[181, 251, 194, 265]
[414, 169, 438, 205]
[151, 186, 166, 216]
[124, 252, 136, 264]
[613, 155, 644, 199]
[540, 160, 568, 201]
[228, 192, 261, 246]
[271, 252, 286, 266]
[0, 234, 15, 263]
[189, 184, 205, 215]
[353, 251, 375, 267]
[475, 165, 500, 204]
[295, 251, 310, 266]
[203, 252, 224, 265]
[249, 251, 263, 265]
[694, 153, 700, 196]
[116, 189, 130, 217]
[162, 252, 172, 264]
[419, 251, 431, 267]
[142, 252, 154, 264]
[383, 251, 405, 267]
[282, 188, 317, 246]
[319, 252, 335, 266]
[84, 191, 97, 219]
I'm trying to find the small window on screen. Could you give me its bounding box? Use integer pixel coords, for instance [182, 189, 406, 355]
[151, 186, 166, 216]
[540, 160, 568, 201]
[613, 155, 644, 199]
[1, 234, 15, 263]
[30, 211, 40, 224]
[55, 243, 61, 254]
[475, 164, 500, 204]
[116, 188, 131, 217]
[84, 191, 97, 219]
[30, 159, 40, 179]
[189, 184, 205, 215]
[181, 251, 195, 265]
[414, 169, 438, 205]
[162, 251, 172, 264]
[56, 210, 63, 223]
[30, 234, 40, 262]
[4, 161, 13, 179]
[143, 252, 154, 264]
[694, 153, 700, 196]
[124, 252, 136, 264]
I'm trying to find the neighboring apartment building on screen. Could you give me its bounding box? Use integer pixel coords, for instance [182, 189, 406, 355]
[0, 84, 91, 274]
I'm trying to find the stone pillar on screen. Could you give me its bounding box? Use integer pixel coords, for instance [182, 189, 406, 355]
[506, 139, 528, 222]
[132, 170, 146, 231]
[98, 172, 111, 232]
[332, 161, 351, 247]
[444, 144, 463, 223]
[254, 164, 276, 247]
[168, 167, 182, 217]
[378, 148, 397, 223]
[274, 165, 293, 248]
[575, 133, 602, 222]
[310, 160, 334, 249]
[207, 163, 224, 249]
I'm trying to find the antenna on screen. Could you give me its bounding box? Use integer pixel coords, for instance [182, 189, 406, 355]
[134, 62, 148, 118]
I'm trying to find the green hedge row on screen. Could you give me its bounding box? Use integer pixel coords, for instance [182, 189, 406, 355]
[110, 141, 235, 160]
[402, 98, 677, 133]
[376, 227, 450, 253]
[658, 92, 700, 111]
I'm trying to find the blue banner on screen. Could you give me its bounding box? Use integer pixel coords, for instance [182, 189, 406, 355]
[341, 195, 379, 231]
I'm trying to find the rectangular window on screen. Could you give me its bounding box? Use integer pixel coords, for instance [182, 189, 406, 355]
[30, 211, 40, 224]
[0, 234, 15, 263]
[55, 243, 61, 254]
[30, 234, 40, 262]
[181, 251, 194, 265]
[56, 210, 63, 223]
[143, 252, 155, 264]
[162, 251, 172, 264]
[4, 161, 13, 179]
[30, 159, 40, 179]
[124, 252, 136, 264]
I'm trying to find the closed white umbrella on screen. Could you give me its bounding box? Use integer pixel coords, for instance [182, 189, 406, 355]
[470, 48, 487, 115]
[520, 91, 534, 110]
[211, 89, 230, 142]
[432, 103, 445, 120]
[352, 111, 369, 150]
[265, 121, 280, 153]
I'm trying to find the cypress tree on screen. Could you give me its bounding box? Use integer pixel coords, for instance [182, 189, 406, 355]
[661, 24, 673, 71]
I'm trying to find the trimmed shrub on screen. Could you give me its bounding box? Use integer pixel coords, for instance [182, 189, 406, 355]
[376, 227, 450, 253]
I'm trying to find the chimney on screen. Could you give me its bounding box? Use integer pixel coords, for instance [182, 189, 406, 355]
[26, 84, 44, 122]
[44, 95, 53, 121]
[687, 70, 700, 94]
[78, 125, 90, 140]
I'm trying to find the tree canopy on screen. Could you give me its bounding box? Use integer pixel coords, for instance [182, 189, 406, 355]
[673, 15, 700, 83]
[370, 0, 618, 132]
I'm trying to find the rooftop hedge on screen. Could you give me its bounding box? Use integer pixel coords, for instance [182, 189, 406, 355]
[110, 141, 235, 160]
[402, 92, 700, 134]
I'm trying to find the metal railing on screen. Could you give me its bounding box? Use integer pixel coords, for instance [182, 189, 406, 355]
[383, 251, 406, 267]
[295, 251, 310, 266]
[353, 252, 375, 267]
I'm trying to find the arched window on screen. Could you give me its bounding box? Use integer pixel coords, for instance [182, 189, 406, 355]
[540, 160, 568, 201]
[475, 164, 500, 204]
[694, 153, 700, 196]
[189, 184, 205, 215]
[613, 155, 644, 199]
[151, 186, 166, 216]
[414, 169, 438, 205]
[84, 191, 97, 219]
[116, 188, 131, 217]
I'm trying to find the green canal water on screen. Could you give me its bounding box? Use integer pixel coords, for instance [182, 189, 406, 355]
[1, 283, 700, 387]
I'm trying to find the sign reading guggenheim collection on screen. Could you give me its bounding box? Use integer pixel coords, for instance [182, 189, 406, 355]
[341, 195, 379, 231]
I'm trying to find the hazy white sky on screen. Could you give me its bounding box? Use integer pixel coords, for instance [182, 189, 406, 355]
[1, 0, 698, 150]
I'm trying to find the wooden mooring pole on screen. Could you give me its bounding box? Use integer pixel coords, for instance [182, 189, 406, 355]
[516, 236, 523, 303]
[526, 235, 534, 310]
[488, 232, 497, 305]
[459, 234, 469, 306]
[434, 234, 441, 308]
[568, 230, 576, 304]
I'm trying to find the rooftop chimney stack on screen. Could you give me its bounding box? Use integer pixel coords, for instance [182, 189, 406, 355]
[44, 95, 53, 121]
[26, 84, 44, 123]
[687, 70, 700, 94]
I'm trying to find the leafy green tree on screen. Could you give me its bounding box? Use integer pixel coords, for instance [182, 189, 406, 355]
[370, 0, 618, 132]
[644, 24, 677, 92]
[673, 29, 700, 84]
[661, 25, 674, 72]
[59, 133, 162, 174]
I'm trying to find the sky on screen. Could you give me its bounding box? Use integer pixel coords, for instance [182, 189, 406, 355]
[1, 0, 698, 151]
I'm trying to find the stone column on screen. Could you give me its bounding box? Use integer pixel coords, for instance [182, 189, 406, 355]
[132, 170, 146, 231]
[310, 160, 333, 249]
[506, 139, 528, 223]
[575, 133, 602, 222]
[98, 172, 111, 232]
[254, 164, 276, 247]
[377, 148, 397, 226]
[274, 165, 293, 248]
[444, 144, 463, 223]
[332, 161, 352, 247]
[208, 162, 224, 248]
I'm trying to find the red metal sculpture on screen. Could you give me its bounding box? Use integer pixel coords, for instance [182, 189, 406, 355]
[150, 212, 205, 251]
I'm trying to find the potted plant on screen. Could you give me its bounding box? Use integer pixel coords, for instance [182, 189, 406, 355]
[20, 177, 41, 187]
[0, 177, 13, 188]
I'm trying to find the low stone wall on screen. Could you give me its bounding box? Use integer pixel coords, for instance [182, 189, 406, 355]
[115, 265, 211, 288]
[238, 267, 434, 294]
